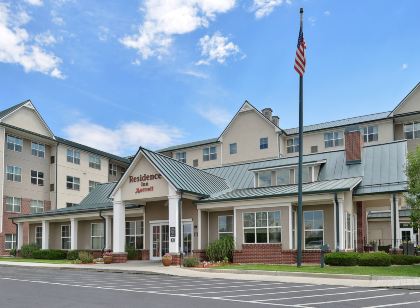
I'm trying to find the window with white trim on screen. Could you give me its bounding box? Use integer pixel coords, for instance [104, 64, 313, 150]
[363, 126, 378, 142]
[260, 137, 268, 150]
[287, 137, 300, 153]
[304, 210, 324, 249]
[67, 148, 80, 164]
[175, 152, 187, 163]
[345, 212, 354, 250]
[229, 143, 237, 155]
[324, 131, 344, 148]
[5, 234, 16, 250]
[6, 165, 21, 182]
[31, 142, 45, 158]
[243, 211, 281, 243]
[109, 163, 117, 176]
[35, 226, 42, 248]
[203, 146, 217, 161]
[89, 154, 101, 169]
[276, 168, 290, 185]
[66, 203, 78, 208]
[258, 171, 272, 187]
[5, 197, 21, 213]
[91, 223, 104, 250]
[6, 135, 22, 152]
[404, 122, 420, 140]
[61, 225, 71, 250]
[125, 220, 144, 249]
[218, 215, 233, 238]
[30, 200, 44, 214]
[31, 170, 44, 186]
[66, 176, 80, 190]
[89, 180, 100, 192]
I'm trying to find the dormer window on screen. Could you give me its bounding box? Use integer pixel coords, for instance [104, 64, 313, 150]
[258, 171, 272, 187]
[256, 164, 319, 188]
[175, 152, 186, 163]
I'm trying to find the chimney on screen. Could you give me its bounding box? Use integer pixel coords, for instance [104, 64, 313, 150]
[261, 108, 273, 121]
[345, 125, 363, 164]
[272, 115, 280, 127]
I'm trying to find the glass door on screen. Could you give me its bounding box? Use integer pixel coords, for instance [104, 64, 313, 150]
[401, 228, 413, 243]
[182, 222, 193, 255]
[150, 223, 170, 260]
[152, 225, 161, 260]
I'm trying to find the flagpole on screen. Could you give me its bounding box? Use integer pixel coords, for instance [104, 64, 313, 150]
[296, 7, 304, 267]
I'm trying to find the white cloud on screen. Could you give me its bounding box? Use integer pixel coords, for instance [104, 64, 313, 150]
[402, 63, 408, 70]
[25, 0, 43, 6]
[308, 16, 317, 26]
[252, 0, 290, 19]
[120, 0, 236, 62]
[0, 4, 64, 78]
[196, 32, 242, 65]
[98, 26, 110, 42]
[195, 105, 231, 128]
[63, 119, 184, 155]
[180, 69, 209, 79]
[51, 10, 65, 26]
[35, 31, 57, 46]
[324, 10, 331, 16]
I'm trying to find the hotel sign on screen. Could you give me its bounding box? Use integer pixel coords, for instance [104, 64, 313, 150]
[129, 173, 163, 194]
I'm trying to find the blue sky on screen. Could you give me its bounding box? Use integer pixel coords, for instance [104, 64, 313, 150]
[0, 0, 418, 156]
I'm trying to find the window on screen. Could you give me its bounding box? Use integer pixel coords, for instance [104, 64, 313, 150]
[50, 156, 55, 164]
[175, 152, 186, 163]
[260, 137, 268, 150]
[258, 171, 272, 187]
[218, 215, 233, 238]
[121, 168, 126, 175]
[363, 126, 378, 142]
[229, 143, 237, 155]
[345, 212, 354, 250]
[302, 166, 313, 183]
[7, 135, 22, 152]
[203, 146, 217, 161]
[404, 122, 420, 140]
[5, 197, 21, 213]
[125, 220, 144, 249]
[66, 176, 80, 190]
[243, 211, 281, 243]
[50, 184, 55, 192]
[287, 137, 300, 153]
[304, 210, 324, 249]
[6, 165, 21, 182]
[66, 203, 78, 208]
[193, 159, 198, 167]
[89, 180, 100, 192]
[67, 149, 80, 164]
[30, 200, 44, 214]
[89, 154, 101, 169]
[91, 223, 104, 250]
[31, 142, 45, 158]
[109, 163, 117, 176]
[310, 145, 318, 153]
[324, 131, 344, 148]
[276, 168, 291, 185]
[5, 234, 16, 250]
[31, 170, 44, 186]
[61, 225, 71, 250]
[35, 226, 42, 248]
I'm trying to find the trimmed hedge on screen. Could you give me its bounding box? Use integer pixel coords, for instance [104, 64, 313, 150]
[67, 250, 79, 260]
[78, 251, 93, 264]
[358, 252, 391, 266]
[20, 243, 40, 258]
[32, 249, 67, 260]
[324, 252, 359, 266]
[206, 236, 234, 262]
[126, 246, 138, 260]
[390, 255, 420, 265]
[183, 256, 199, 267]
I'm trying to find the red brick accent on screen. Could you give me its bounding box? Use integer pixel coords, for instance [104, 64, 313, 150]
[170, 253, 181, 265]
[345, 130, 363, 164]
[192, 249, 207, 261]
[112, 252, 128, 263]
[356, 201, 366, 252]
[139, 249, 150, 260]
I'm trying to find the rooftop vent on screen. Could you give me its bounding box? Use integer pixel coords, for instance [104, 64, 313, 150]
[272, 115, 280, 127]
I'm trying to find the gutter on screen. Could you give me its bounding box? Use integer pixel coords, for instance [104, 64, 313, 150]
[11, 218, 18, 250]
[334, 193, 339, 252]
[99, 210, 106, 253]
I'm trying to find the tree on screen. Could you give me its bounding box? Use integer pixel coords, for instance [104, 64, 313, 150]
[406, 146, 420, 229]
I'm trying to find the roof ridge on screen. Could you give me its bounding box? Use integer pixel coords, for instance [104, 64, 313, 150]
[0, 100, 31, 119]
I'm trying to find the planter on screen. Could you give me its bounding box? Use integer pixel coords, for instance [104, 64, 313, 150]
[162, 254, 172, 266]
[103, 255, 113, 264]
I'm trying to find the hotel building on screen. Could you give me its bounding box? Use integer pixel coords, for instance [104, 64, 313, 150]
[4, 82, 420, 264]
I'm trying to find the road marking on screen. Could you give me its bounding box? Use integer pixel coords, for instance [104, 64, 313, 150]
[299, 293, 406, 306]
[219, 286, 351, 298]
[362, 300, 420, 308]
[190, 284, 317, 295]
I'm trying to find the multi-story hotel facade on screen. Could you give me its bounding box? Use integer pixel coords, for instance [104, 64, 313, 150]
[5, 82, 420, 264]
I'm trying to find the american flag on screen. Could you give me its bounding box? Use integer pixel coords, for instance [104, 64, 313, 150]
[294, 25, 306, 77]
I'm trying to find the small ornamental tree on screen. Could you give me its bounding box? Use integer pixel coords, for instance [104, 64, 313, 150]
[406, 146, 420, 229]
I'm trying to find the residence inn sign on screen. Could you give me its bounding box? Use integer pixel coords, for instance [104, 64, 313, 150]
[129, 173, 163, 194]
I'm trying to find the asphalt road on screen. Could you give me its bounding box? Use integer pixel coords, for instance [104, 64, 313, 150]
[1, 266, 420, 308]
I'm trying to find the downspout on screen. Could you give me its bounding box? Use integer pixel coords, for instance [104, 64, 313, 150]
[55, 143, 58, 209]
[179, 192, 183, 267]
[11, 218, 18, 252]
[99, 210, 106, 253]
[392, 193, 397, 248]
[334, 193, 340, 252]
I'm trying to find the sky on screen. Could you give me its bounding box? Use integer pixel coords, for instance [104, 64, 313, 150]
[0, 0, 419, 157]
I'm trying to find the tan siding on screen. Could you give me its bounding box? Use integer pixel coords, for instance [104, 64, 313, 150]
[173, 143, 221, 169]
[2, 106, 52, 137]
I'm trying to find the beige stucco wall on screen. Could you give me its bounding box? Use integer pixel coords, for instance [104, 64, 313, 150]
[368, 221, 392, 244]
[2, 106, 52, 137]
[28, 223, 42, 245]
[77, 219, 103, 250]
[200, 210, 209, 249]
[173, 143, 221, 169]
[300, 203, 335, 249]
[221, 110, 279, 164]
[49, 222, 69, 250]
[208, 210, 234, 244]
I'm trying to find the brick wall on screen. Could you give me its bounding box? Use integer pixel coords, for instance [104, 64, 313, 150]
[356, 201, 366, 252]
[139, 249, 149, 260]
[112, 252, 128, 263]
[192, 249, 207, 261]
[345, 130, 363, 164]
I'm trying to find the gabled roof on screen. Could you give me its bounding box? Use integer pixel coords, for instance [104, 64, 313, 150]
[389, 82, 420, 116]
[0, 100, 28, 119]
[157, 137, 219, 153]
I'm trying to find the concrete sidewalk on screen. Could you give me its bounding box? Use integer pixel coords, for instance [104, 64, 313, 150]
[0, 260, 419, 289]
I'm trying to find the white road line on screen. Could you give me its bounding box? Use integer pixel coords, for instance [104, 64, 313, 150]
[134, 281, 286, 290]
[190, 284, 318, 295]
[362, 300, 420, 308]
[159, 282, 291, 292]
[219, 286, 351, 298]
[299, 293, 406, 306]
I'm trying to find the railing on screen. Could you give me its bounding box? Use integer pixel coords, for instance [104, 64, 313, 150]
[360, 237, 419, 255]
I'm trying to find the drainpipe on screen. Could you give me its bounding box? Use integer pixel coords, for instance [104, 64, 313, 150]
[99, 210, 106, 253]
[11, 218, 18, 252]
[334, 193, 340, 252]
[179, 192, 183, 267]
[392, 193, 397, 249]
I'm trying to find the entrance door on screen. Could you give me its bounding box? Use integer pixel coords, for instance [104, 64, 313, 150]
[150, 223, 169, 260]
[401, 228, 414, 243]
[182, 222, 193, 256]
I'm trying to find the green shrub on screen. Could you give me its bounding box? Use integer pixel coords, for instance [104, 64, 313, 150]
[32, 249, 67, 260]
[206, 236, 234, 262]
[67, 250, 79, 260]
[9, 248, 17, 257]
[358, 252, 391, 266]
[183, 256, 199, 267]
[126, 246, 138, 260]
[324, 252, 360, 266]
[390, 255, 420, 265]
[20, 243, 40, 258]
[78, 251, 93, 264]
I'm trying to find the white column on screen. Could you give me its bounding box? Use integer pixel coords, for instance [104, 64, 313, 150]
[17, 222, 24, 250]
[390, 194, 400, 248]
[105, 216, 112, 250]
[168, 193, 180, 254]
[70, 218, 78, 250]
[42, 220, 49, 249]
[337, 199, 345, 250]
[233, 207, 237, 250]
[113, 189, 125, 253]
[288, 204, 293, 250]
[197, 209, 202, 250]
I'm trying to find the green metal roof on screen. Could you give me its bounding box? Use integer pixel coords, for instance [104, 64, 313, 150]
[157, 137, 219, 153]
[0, 100, 29, 119]
[201, 177, 363, 202]
[141, 147, 230, 196]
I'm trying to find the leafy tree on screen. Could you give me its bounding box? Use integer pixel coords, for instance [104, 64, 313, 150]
[406, 146, 420, 229]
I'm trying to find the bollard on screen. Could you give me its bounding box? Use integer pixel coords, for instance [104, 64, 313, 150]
[320, 244, 330, 268]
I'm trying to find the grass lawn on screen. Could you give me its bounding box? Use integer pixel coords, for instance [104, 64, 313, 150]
[0, 257, 72, 264]
[217, 264, 420, 277]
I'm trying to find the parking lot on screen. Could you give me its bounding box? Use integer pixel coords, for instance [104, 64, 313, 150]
[1, 266, 420, 307]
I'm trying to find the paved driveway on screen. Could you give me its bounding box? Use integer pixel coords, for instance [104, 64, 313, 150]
[1, 266, 420, 307]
